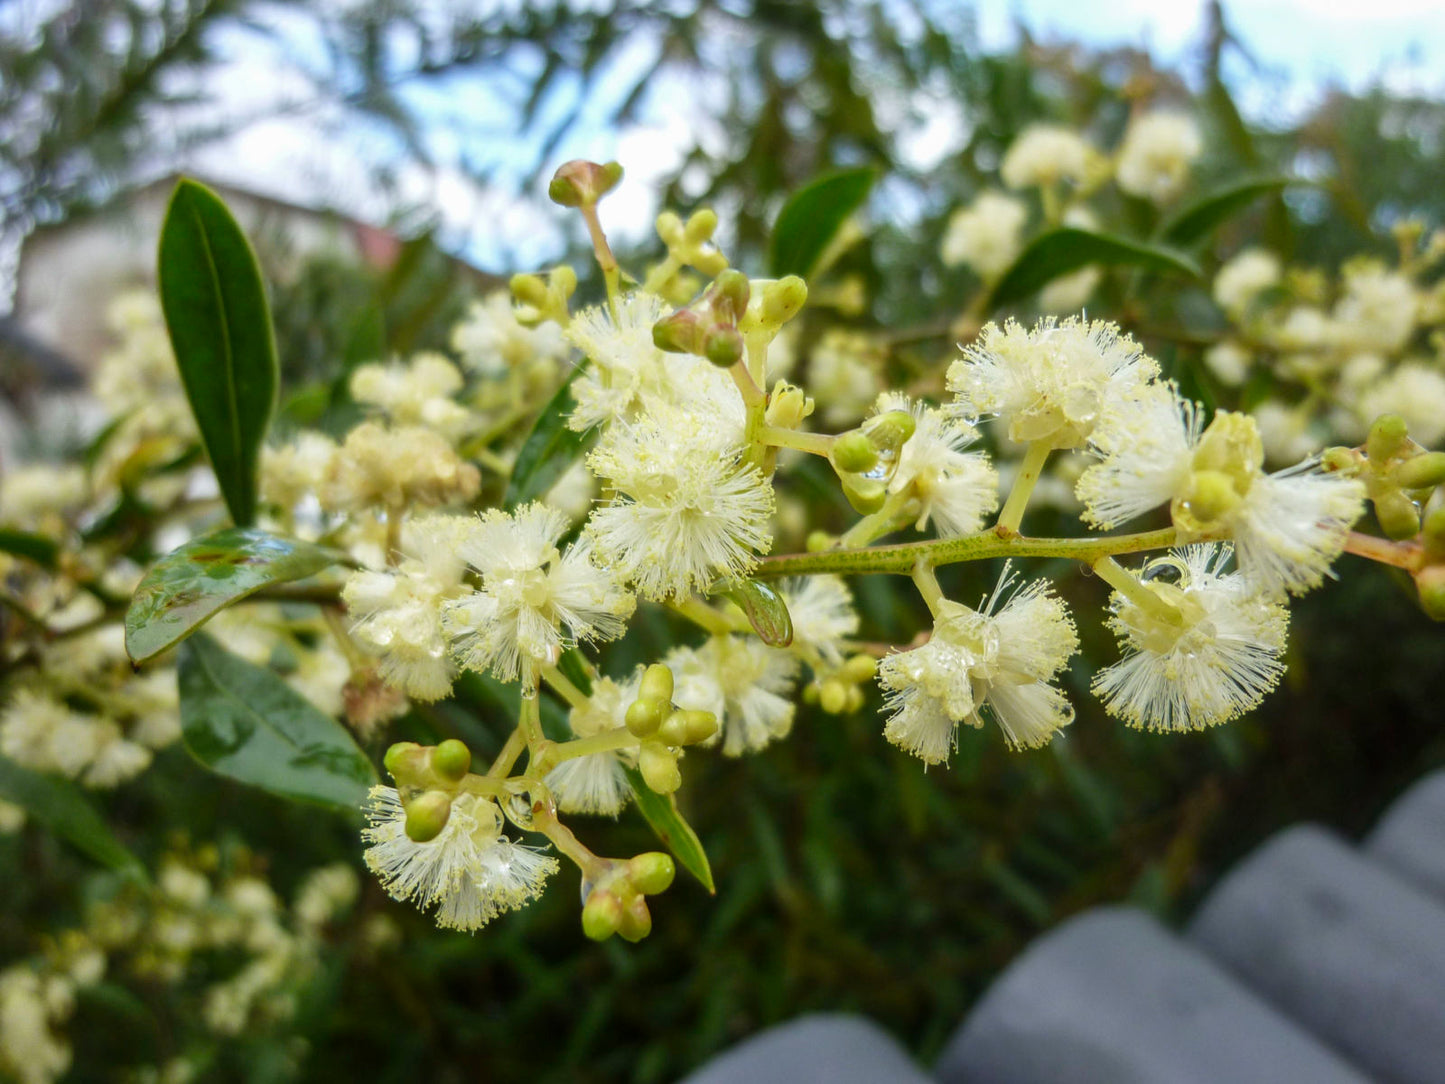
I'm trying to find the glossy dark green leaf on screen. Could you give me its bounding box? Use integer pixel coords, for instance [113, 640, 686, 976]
[768, 167, 876, 278]
[623, 765, 715, 895]
[504, 362, 596, 509]
[988, 227, 1202, 308]
[1158, 177, 1290, 248]
[0, 755, 145, 879]
[178, 633, 376, 810]
[157, 178, 279, 526]
[0, 528, 59, 569]
[721, 579, 793, 647]
[126, 527, 349, 664]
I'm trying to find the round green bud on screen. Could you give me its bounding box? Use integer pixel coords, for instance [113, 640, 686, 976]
[819, 680, 848, 715]
[1422, 506, 1445, 558]
[694, 249, 729, 276]
[806, 531, 836, 553]
[617, 895, 653, 942]
[1394, 451, 1445, 491]
[761, 276, 808, 326]
[841, 474, 888, 515]
[684, 208, 718, 245]
[625, 698, 665, 738]
[551, 265, 578, 296]
[548, 159, 623, 207]
[862, 409, 917, 453]
[842, 653, 878, 683]
[509, 273, 549, 307]
[653, 310, 703, 355]
[1416, 566, 1445, 622]
[1321, 446, 1362, 475]
[404, 791, 453, 843]
[802, 683, 820, 705]
[712, 270, 751, 322]
[658, 708, 716, 747]
[1367, 414, 1411, 464]
[656, 210, 685, 245]
[844, 684, 865, 713]
[582, 890, 623, 941]
[1375, 489, 1422, 541]
[704, 325, 744, 367]
[383, 742, 423, 783]
[639, 663, 675, 707]
[628, 852, 676, 896]
[639, 745, 682, 795]
[431, 739, 471, 782]
[830, 431, 879, 474]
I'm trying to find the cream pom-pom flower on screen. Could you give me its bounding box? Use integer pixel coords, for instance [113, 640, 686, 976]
[1093, 545, 1288, 732]
[441, 503, 634, 682]
[362, 787, 557, 932]
[948, 317, 1159, 450]
[1000, 124, 1098, 190]
[1113, 111, 1203, 203]
[669, 636, 799, 756]
[878, 569, 1079, 762]
[778, 575, 859, 670]
[940, 191, 1028, 277]
[873, 393, 999, 537]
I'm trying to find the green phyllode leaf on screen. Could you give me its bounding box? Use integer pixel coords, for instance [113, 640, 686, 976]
[504, 362, 596, 509]
[0, 528, 60, 569]
[177, 633, 377, 811]
[157, 178, 279, 526]
[0, 756, 146, 879]
[1158, 176, 1291, 248]
[623, 765, 715, 895]
[988, 226, 1202, 308]
[126, 526, 349, 664]
[769, 167, 877, 279]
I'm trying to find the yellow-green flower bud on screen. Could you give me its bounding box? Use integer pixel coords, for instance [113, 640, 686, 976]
[639, 745, 682, 794]
[510, 273, 549, 307]
[658, 709, 717, 746]
[617, 895, 653, 942]
[653, 309, 704, 355]
[1191, 411, 1262, 491]
[1415, 565, 1445, 621]
[551, 265, 578, 298]
[1395, 452, 1445, 491]
[582, 890, 623, 941]
[844, 684, 865, 713]
[656, 210, 685, 245]
[862, 409, 917, 454]
[684, 208, 718, 245]
[694, 249, 729, 276]
[842, 654, 877, 683]
[1375, 489, 1422, 540]
[761, 276, 808, 327]
[639, 663, 674, 707]
[383, 742, 427, 786]
[1322, 446, 1363, 475]
[1367, 414, 1411, 465]
[841, 473, 888, 514]
[806, 531, 836, 552]
[765, 382, 812, 430]
[548, 159, 623, 207]
[1173, 469, 1244, 535]
[431, 739, 471, 782]
[704, 325, 744, 367]
[713, 270, 751, 323]
[1423, 506, 1445, 559]
[819, 680, 848, 715]
[628, 852, 676, 896]
[830, 431, 879, 474]
[404, 791, 453, 843]
[625, 698, 665, 738]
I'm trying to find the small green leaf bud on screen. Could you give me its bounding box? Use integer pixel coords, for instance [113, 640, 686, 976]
[806, 530, 836, 552]
[656, 210, 685, 245]
[548, 159, 623, 207]
[862, 409, 917, 453]
[845, 684, 866, 713]
[712, 270, 751, 323]
[761, 276, 808, 326]
[1367, 414, 1411, 464]
[830, 431, 879, 474]
[510, 273, 549, 307]
[628, 852, 676, 896]
[684, 208, 718, 245]
[1394, 451, 1445, 491]
[653, 310, 704, 355]
[704, 325, 744, 367]
[819, 680, 848, 715]
[1375, 489, 1422, 540]
[639, 745, 682, 794]
[841, 474, 888, 515]
[639, 663, 674, 706]
[582, 890, 623, 941]
[431, 739, 471, 782]
[617, 895, 653, 942]
[1416, 565, 1445, 621]
[625, 698, 664, 738]
[404, 791, 453, 843]
[842, 653, 877, 683]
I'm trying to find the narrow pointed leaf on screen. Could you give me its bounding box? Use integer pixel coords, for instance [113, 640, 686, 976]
[178, 633, 377, 810]
[988, 227, 1202, 308]
[0, 529, 59, 569]
[623, 766, 715, 894]
[157, 178, 279, 526]
[1158, 176, 1290, 248]
[504, 362, 595, 509]
[722, 579, 793, 646]
[126, 527, 349, 663]
[769, 167, 876, 278]
[0, 756, 146, 880]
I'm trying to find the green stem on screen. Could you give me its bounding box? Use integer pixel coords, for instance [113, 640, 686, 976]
[456, 774, 509, 800]
[838, 488, 914, 549]
[910, 561, 946, 618]
[995, 440, 1053, 536]
[756, 425, 834, 457]
[487, 725, 528, 780]
[641, 252, 683, 295]
[532, 803, 601, 876]
[540, 664, 590, 711]
[519, 681, 545, 751]
[668, 597, 738, 636]
[579, 204, 620, 320]
[534, 727, 638, 775]
[1091, 556, 1181, 623]
[752, 526, 1180, 580]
